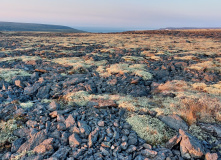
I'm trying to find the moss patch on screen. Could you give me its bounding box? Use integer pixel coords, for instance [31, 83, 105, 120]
[126, 114, 176, 146]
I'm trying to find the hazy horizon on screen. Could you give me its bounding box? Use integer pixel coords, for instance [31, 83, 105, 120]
[1, 0, 221, 32]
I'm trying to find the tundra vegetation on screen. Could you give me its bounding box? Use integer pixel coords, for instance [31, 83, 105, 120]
[0, 30, 220, 159]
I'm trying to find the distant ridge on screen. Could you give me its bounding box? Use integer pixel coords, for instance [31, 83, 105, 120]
[0, 21, 85, 33]
[159, 27, 221, 30]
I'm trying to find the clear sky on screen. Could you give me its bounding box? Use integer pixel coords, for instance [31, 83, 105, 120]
[0, 0, 221, 31]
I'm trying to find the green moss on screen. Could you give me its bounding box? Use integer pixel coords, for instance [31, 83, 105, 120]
[126, 114, 176, 145]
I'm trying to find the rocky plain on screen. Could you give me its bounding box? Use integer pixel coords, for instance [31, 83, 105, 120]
[0, 30, 220, 159]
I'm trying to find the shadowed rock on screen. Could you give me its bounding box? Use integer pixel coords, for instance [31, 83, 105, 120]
[159, 114, 189, 131]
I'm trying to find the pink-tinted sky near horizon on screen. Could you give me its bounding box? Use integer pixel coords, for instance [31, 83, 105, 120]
[1, 0, 221, 29]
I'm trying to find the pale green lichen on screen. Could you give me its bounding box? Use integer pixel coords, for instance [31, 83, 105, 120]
[64, 91, 90, 106]
[20, 101, 34, 108]
[0, 68, 31, 82]
[0, 119, 18, 147]
[41, 99, 52, 104]
[126, 114, 176, 145]
[99, 63, 152, 80]
[11, 150, 35, 160]
[0, 56, 41, 63]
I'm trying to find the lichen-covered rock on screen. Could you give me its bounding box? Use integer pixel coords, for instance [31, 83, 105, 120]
[141, 149, 158, 158]
[69, 133, 82, 148]
[78, 121, 91, 136]
[179, 129, 205, 159]
[33, 138, 54, 154]
[205, 152, 218, 160]
[165, 135, 181, 149]
[88, 128, 99, 147]
[65, 114, 76, 128]
[17, 129, 47, 153]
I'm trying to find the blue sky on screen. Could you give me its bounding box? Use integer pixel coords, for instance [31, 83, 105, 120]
[0, 0, 221, 31]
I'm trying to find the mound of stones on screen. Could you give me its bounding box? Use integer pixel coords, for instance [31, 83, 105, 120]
[0, 99, 220, 160]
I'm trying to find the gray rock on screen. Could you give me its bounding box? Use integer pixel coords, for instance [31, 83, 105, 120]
[61, 132, 69, 145]
[50, 130, 61, 139]
[57, 114, 65, 122]
[36, 84, 51, 99]
[17, 129, 47, 153]
[198, 123, 221, 138]
[57, 123, 66, 131]
[141, 149, 158, 158]
[63, 76, 86, 87]
[154, 148, 173, 160]
[51, 146, 71, 159]
[100, 147, 110, 156]
[143, 143, 152, 150]
[26, 120, 38, 128]
[159, 114, 188, 131]
[24, 83, 41, 95]
[2, 152, 11, 160]
[13, 127, 30, 138]
[179, 129, 205, 159]
[126, 145, 137, 153]
[69, 133, 82, 148]
[128, 133, 138, 145]
[11, 138, 26, 153]
[121, 142, 128, 150]
[134, 155, 145, 160]
[78, 121, 91, 136]
[165, 135, 181, 149]
[122, 136, 128, 142]
[73, 147, 87, 159]
[97, 120, 105, 127]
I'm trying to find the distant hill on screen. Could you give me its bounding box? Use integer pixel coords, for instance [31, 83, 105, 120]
[159, 27, 221, 30]
[0, 22, 85, 33]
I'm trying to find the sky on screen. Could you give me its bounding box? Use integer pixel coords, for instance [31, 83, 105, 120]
[0, 0, 221, 32]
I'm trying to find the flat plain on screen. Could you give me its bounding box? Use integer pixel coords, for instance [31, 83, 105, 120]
[0, 30, 220, 159]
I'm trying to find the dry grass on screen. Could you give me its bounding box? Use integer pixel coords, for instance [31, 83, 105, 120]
[192, 82, 221, 95]
[188, 61, 221, 72]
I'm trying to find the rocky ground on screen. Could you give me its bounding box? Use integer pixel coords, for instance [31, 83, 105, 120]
[0, 31, 220, 160]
